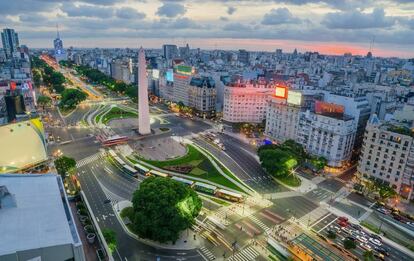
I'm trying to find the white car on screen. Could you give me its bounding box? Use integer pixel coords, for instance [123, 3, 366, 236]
[360, 243, 372, 251]
[369, 238, 382, 246]
[357, 235, 368, 243]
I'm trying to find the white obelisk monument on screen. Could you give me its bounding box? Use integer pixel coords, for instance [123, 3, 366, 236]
[138, 47, 151, 135]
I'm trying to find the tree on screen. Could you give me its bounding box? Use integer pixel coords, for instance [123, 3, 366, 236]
[102, 228, 117, 253]
[258, 147, 298, 177]
[32, 69, 42, 87]
[59, 89, 87, 110]
[37, 95, 52, 109]
[363, 250, 374, 261]
[131, 177, 202, 243]
[327, 230, 336, 239]
[343, 238, 356, 250]
[54, 156, 76, 179]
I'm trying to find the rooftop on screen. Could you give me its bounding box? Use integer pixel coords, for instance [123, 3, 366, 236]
[0, 174, 80, 256]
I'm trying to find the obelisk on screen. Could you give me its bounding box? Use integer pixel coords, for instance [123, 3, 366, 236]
[138, 47, 151, 135]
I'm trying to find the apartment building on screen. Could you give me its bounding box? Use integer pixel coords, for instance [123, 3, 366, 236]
[358, 115, 414, 199]
[223, 81, 273, 123]
[188, 76, 216, 118]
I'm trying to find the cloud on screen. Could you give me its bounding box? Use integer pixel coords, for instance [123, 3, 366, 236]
[262, 8, 302, 25]
[0, 0, 55, 14]
[227, 6, 237, 15]
[61, 3, 113, 18]
[323, 8, 396, 29]
[222, 22, 252, 31]
[115, 7, 146, 19]
[156, 2, 186, 18]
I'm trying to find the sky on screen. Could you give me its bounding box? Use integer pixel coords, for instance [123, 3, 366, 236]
[1, 0, 414, 58]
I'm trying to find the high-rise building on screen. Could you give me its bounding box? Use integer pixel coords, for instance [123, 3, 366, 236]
[53, 25, 67, 62]
[163, 44, 178, 60]
[358, 115, 414, 199]
[138, 47, 151, 135]
[238, 49, 249, 64]
[1, 28, 19, 58]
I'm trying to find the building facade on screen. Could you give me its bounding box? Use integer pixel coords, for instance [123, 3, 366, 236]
[358, 115, 414, 199]
[188, 76, 216, 118]
[1, 28, 19, 58]
[223, 82, 273, 123]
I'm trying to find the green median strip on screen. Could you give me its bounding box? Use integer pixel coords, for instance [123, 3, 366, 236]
[133, 144, 245, 192]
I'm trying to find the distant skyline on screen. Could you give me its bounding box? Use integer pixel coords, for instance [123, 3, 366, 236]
[2, 0, 414, 58]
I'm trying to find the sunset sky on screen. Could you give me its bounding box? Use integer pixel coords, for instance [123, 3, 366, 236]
[1, 0, 414, 58]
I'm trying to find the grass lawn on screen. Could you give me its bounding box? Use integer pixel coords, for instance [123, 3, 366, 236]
[137, 145, 242, 192]
[102, 107, 137, 124]
[276, 174, 301, 187]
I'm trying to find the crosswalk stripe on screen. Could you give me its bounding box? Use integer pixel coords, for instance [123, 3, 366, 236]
[199, 247, 215, 260]
[249, 216, 270, 232]
[76, 153, 101, 168]
[227, 246, 259, 261]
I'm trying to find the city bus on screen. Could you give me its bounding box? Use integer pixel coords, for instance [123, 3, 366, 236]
[133, 163, 150, 175]
[215, 189, 244, 202]
[101, 135, 129, 147]
[194, 182, 217, 195]
[171, 176, 194, 187]
[123, 164, 137, 175]
[147, 169, 169, 178]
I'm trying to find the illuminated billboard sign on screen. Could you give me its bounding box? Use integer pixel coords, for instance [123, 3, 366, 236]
[315, 101, 344, 117]
[175, 65, 194, 76]
[152, 69, 160, 79]
[275, 86, 288, 99]
[166, 69, 174, 82]
[174, 73, 189, 80]
[287, 90, 302, 105]
[0, 117, 47, 173]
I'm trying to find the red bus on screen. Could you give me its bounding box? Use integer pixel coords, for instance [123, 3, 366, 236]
[101, 135, 129, 147]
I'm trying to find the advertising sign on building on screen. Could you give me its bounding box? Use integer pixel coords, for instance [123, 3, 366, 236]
[152, 69, 160, 79]
[175, 65, 194, 75]
[275, 85, 288, 99]
[287, 90, 302, 105]
[166, 69, 174, 82]
[315, 101, 344, 118]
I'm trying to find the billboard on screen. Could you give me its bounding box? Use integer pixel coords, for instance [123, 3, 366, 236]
[315, 101, 344, 118]
[152, 69, 160, 80]
[0, 117, 47, 173]
[275, 86, 288, 99]
[287, 90, 302, 105]
[166, 69, 174, 82]
[175, 65, 194, 75]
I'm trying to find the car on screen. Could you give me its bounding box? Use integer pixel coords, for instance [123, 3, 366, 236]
[360, 243, 372, 251]
[338, 216, 349, 222]
[330, 225, 342, 234]
[369, 238, 382, 246]
[337, 220, 349, 227]
[350, 223, 362, 231]
[374, 246, 390, 256]
[370, 234, 382, 241]
[406, 222, 414, 228]
[346, 236, 356, 242]
[103, 199, 111, 204]
[374, 252, 385, 260]
[356, 235, 368, 243]
[377, 207, 391, 215]
[341, 227, 353, 235]
[393, 214, 403, 221]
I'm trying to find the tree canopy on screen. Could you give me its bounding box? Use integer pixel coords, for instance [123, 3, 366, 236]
[37, 95, 52, 108]
[59, 89, 87, 109]
[31, 56, 66, 93]
[54, 156, 76, 178]
[131, 177, 202, 243]
[258, 140, 304, 178]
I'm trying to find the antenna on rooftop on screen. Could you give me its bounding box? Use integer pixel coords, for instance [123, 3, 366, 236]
[56, 24, 60, 39]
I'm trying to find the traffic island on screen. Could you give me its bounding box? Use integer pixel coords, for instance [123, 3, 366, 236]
[113, 200, 203, 250]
